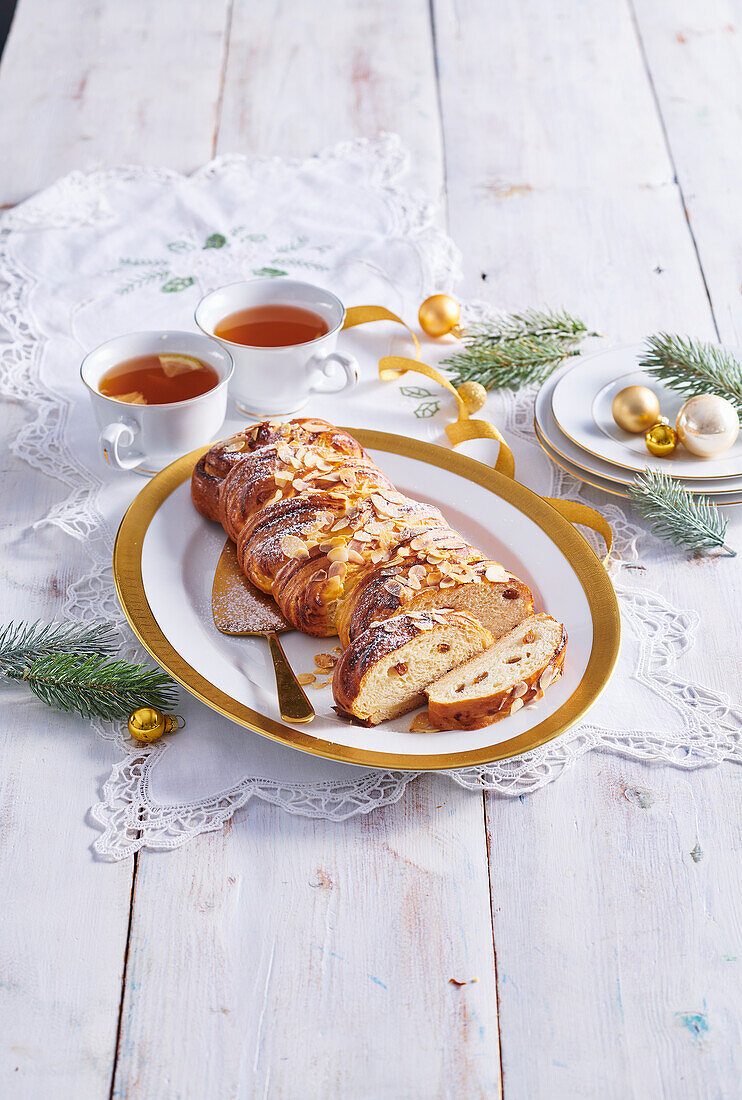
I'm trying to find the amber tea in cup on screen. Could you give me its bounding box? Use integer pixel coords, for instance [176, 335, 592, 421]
[214, 304, 328, 348]
[98, 353, 219, 405]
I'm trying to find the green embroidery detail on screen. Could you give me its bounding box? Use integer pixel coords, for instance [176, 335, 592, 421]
[161, 276, 196, 293]
[414, 400, 440, 418]
[400, 386, 433, 398]
[252, 266, 288, 278]
[111, 227, 328, 295]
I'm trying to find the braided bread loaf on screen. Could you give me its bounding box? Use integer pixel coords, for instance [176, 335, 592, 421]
[191, 418, 534, 641]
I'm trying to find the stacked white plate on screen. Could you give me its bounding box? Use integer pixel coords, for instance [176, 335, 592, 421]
[535, 344, 742, 504]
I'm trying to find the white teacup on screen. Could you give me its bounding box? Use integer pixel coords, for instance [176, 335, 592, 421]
[195, 278, 358, 417]
[81, 331, 233, 476]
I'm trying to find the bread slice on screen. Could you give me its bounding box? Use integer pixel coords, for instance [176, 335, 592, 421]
[332, 610, 494, 726]
[426, 613, 567, 730]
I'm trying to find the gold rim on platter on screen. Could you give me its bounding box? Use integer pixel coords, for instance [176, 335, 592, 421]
[113, 428, 621, 770]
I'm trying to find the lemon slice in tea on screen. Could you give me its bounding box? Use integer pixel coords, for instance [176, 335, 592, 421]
[159, 354, 204, 378]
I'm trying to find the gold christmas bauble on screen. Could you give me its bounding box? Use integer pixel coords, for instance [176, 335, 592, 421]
[645, 417, 678, 457]
[611, 385, 661, 433]
[418, 294, 461, 338]
[457, 380, 487, 413]
[675, 394, 740, 457]
[128, 707, 183, 742]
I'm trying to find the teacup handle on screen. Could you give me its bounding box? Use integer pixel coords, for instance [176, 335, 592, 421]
[306, 351, 359, 395]
[99, 421, 144, 471]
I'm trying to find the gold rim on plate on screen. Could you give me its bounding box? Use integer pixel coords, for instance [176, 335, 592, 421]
[551, 349, 742, 482]
[534, 418, 742, 505]
[113, 428, 621, 770]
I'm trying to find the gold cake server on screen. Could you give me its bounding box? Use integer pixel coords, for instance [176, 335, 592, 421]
[212, 538, 314, 724]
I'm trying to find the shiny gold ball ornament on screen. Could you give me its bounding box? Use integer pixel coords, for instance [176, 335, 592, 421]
[645, 416, 679, 457]
[457, 380, 487, 413]
[418, 294, 461, 338]
[611, 385, 661, 433]
[127, 707, 184, 743]
[675, 394, 740, 458]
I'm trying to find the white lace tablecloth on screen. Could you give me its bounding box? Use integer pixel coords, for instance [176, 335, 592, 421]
[2, 136, 740, 860]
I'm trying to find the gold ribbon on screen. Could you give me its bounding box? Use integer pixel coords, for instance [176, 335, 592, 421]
[541, 498, 613, 565]
[343, 305, 420, 357]
[342, 305, 611, 565]
[343, 306, 514, 477]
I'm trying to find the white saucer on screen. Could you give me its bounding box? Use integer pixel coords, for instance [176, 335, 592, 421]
[534, 421, 742, 506]
[536, 360, 742, 496]
[551, 343, 742, 480]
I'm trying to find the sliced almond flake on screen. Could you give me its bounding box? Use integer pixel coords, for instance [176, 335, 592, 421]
[485, 564, 509, 583]
[281, 535, 310, 560]
[223, 440, 247, 454]
[297, 673, 316, 685]
[266, 490, 283, 505]
[353, 530, 373, 542]
[512, 681, 529, 698]
[509, 697, 525, 715]
[314, 652, 338, 671]
[327, 546, 349, 563]
[277, 444, 293, 464]
[346, 548, 364, 565]
[439, 578, 456, 589]
[539, 668, 555, 691]
[328, 561, 348, 580]
[406, 574, 422, 591]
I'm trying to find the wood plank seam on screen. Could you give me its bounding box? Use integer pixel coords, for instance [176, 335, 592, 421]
[483, 793, 506, 1099]
[427, 0, 449, 201]
[212, 0, 236, 158]
[109, 849, 141, 1100]
[625, 0, 721, 339]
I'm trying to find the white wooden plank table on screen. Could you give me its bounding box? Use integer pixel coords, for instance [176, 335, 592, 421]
[1, 1, 740, 1096]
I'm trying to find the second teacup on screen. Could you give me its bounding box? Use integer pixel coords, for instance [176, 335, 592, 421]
[195, 278, 358, 417]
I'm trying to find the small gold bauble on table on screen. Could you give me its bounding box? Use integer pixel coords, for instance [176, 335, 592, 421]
[675, 394, 740, 457]
[456, 380, 487, 413]
[418, 294, 461, 338]
[128, 706, 184, 743]
[645, 416, 678, 457]
[611, 385, 661, 433]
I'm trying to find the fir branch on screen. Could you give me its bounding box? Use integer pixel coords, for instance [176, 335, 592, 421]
[5, 654, 179, 720]
[0, 619, 117, 676]
[628, 469, 735, 556]
[639, 333, 742, 419]
[441, 308, 593, 391]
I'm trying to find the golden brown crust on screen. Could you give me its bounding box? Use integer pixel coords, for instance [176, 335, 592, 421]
[191, 419, 368, 523]
[427, 623, 567, 730]
[191, 417, 537, 674]
[337, 549, 529, 647]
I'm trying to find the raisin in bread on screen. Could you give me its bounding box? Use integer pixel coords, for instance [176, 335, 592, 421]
[332, 610, 494, 726]
[425, 614, 566, 730]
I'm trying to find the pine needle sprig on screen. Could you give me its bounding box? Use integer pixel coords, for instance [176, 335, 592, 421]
[5, 654, 179, 720]
[628, 469, 735, 556]
[639, 333, 742, 420]
[441, 308, 593, 391]
[0, 620, 179, 720]
[0, 619, 117, 676]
